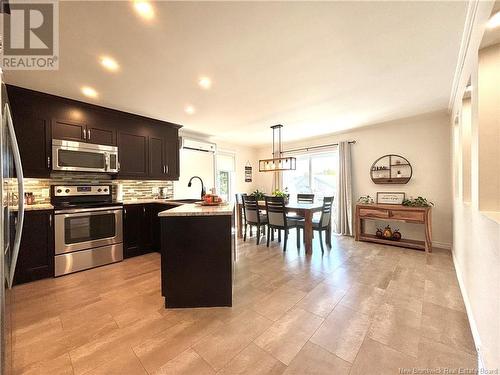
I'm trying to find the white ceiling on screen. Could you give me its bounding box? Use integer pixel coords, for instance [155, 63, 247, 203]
[5, 1, 468, 146]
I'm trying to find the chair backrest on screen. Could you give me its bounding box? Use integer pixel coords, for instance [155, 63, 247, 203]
[297, 194, 315, 204]
[319, 196, 334, 228]
[235, 193, 247, 204]
[243, 195, 260, 224]
[265, 196, 287, 228]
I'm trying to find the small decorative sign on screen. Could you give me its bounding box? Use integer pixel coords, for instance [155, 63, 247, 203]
[376, 192, 405, 205]
[245, 163, 252, 182]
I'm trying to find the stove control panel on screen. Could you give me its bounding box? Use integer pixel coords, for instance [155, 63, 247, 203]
[53, 185, 111, 197]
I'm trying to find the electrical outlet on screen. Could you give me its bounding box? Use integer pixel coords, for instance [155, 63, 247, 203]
[41, 188, 50, 197]
[152, 187, 159, 195]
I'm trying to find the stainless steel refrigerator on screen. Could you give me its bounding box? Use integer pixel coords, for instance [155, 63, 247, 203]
[0, 70, 25, 375]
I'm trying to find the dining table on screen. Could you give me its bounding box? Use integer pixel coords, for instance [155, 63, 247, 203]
[236, 200, 330, 253]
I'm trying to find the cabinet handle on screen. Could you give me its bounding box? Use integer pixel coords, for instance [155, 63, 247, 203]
[163, 165, 166, 174]
[49, 214, 52, 227]
[166, 165, 169, 174]
[143, 206, 146, 215]
[124, 208, 127, 217]
[88, 129, 91, 140]
[83, 129, 86, 140]
[47, 156, 51, 168]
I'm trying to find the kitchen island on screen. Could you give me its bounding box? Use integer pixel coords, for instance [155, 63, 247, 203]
[158, 203, 234, 308]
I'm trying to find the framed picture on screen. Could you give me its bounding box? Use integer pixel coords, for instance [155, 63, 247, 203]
[377, 192, 405, 205]
[245, 165, 252, 182]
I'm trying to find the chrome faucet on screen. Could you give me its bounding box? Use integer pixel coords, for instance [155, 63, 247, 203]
[188, 176, 206, 199]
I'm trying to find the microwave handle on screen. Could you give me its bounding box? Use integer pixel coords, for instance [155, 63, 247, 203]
[104, 152, 110, 171]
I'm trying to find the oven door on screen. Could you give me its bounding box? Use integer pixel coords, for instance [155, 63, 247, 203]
[54, 206, 123, 255]
[52, 139, 118, 173]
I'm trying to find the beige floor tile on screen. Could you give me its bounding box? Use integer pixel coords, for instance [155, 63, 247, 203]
[217, 343, 286, 375]
[350, 338, 416, 375]
[420, 302, 476, 355]
[283, 342, 351, 375]
[84, 348, 147, 375]
[417, 336, 477, 370]
[424, 279, 466, 312]
[254, 307, 323, 365]
[368, 303, 422, 357]
[251, 285, 306, 321]
[338, 282, 386, 316]
[133, 317, 223, 373]
[310, 305, 371, 363]
[296, 282, 347, 317]
[152, 349, 215, 375]
[192, 309, 273, 370]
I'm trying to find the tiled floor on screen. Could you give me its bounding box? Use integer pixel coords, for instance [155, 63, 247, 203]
[8, 235, 477, 374]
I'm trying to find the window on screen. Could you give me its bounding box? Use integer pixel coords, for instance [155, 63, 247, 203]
[216, 152, 235, 202]
[283, 151, 338, 199]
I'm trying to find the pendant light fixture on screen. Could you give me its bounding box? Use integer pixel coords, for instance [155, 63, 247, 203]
[259, 124, 296, 172]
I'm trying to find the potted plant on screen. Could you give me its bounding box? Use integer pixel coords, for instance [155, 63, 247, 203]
[251, 189, 266, 201]
[272, 189, 289, 204]
[402, 196, 434, 207]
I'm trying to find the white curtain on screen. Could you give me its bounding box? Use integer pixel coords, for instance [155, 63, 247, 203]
[336, 141, 353, 235]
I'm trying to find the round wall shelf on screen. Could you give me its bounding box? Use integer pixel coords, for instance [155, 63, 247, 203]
[370, 154, 412, 184]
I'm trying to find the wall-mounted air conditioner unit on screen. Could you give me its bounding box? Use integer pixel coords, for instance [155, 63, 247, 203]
[180, 137, 216, 153]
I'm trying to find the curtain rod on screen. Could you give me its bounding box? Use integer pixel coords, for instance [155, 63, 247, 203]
[282, 140, 356, 154]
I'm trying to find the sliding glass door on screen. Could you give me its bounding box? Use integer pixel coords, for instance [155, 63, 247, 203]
[283, 151, 338, 199]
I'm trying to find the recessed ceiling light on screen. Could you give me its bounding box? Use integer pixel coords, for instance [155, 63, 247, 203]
[81, 86, 98, 98]
[184, 105, 195, 115]
[487, 11, 500, 29]
[198, 77, 212, 90]
[133, 1, 154, 20]
[100, 56, 119, 72]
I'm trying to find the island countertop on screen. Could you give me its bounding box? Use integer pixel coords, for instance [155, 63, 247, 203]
[158, 202, 234, 217]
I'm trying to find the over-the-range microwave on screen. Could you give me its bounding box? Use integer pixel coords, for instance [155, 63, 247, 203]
[52, 139, 119, 173]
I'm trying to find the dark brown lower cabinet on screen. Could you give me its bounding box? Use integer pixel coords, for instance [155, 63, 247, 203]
[13, 210, 54, 285]
[123, 203, 175, 259]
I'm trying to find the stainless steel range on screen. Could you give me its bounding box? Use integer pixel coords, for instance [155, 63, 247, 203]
[51, 185, 123, 276]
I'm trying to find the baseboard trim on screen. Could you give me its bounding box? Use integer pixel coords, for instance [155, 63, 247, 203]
[451, 250, 484, 369]
[432, 241, 452, 250]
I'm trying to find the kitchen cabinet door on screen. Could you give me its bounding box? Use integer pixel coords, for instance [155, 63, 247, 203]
[52, 119, 86, 142]
[13, 112, 51, 178]
[123, 204, 144, 259]
[14, 210, 54, 285]
[165, 133, 179, 180]
[118, 132, 148, 177]
[86, 125, 116, 146]
[149, 136, 165, 179]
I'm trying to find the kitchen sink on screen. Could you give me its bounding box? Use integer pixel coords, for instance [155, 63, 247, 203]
[166, 199, 200, 204]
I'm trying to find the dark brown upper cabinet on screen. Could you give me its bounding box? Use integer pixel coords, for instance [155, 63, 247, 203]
[118, 131, 149, 177]
[86, 125, 116, 146]
[12, 112, 52, 178]
[6, 85, 181, 180]
[149, 136, 166, 179]
[52, 119, 86, 142]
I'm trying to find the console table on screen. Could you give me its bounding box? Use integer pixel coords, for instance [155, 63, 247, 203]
[355, 203, 432, 252]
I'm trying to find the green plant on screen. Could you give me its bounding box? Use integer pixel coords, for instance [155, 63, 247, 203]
[402, 196, 434, 207]
[272, 190, 288, 198]
[357, 195, 374, 204]
[251, 189, 266, 200]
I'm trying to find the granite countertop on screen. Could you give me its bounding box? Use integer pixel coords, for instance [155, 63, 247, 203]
[121, 199, 185, 206]
[158, 202, 234, 217]
[10, 203, 54, 211]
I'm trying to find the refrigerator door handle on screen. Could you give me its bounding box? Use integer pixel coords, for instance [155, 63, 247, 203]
[4, 103, 24, 289]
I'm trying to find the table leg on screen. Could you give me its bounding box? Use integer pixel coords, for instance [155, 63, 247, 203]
[304, 210, 313, 253]
[237, 203, 243, 238]
[425, 210, 433, 253]
[326, 221, 332, 246]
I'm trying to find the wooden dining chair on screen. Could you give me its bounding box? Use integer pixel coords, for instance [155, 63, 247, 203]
[297, 196, 334, 253]
[265, 196, 303, 251]
[242, 195, 267, 245]
[297, 193, 315, 203]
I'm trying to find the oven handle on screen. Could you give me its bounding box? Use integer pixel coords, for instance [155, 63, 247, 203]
[55, 206, 123, 215]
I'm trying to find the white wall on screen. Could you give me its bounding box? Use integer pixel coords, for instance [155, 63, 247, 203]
[254, 111, 453, 247]
[449, 1, 499, 370]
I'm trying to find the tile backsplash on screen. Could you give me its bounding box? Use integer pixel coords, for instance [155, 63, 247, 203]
[20, 174, 174, 205]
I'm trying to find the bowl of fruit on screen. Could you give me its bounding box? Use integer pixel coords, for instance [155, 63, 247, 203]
[196, 194, 225, 206]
